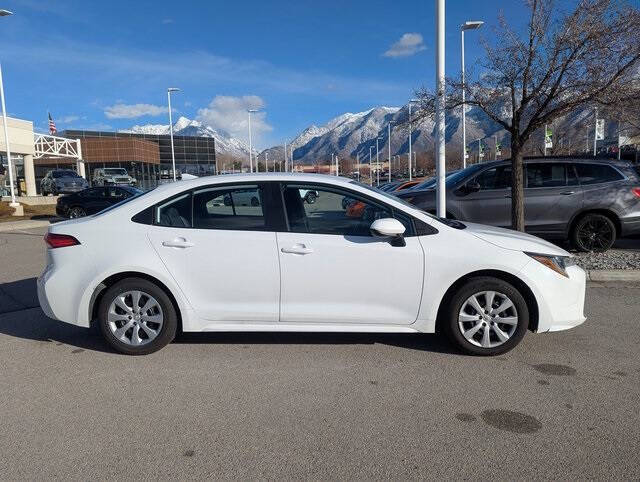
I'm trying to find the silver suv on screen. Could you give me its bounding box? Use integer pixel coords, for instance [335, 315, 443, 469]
[397, 158, 640, 252]
[93, 168, 137, 187]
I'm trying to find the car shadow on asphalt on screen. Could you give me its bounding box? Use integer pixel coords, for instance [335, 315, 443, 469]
[0, 277, 461, 356]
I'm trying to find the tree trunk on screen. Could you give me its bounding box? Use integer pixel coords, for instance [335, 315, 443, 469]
[510, 137, 525, 231]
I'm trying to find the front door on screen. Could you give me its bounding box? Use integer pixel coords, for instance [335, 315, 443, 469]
[456, 164, 512, 227]
[277, 183, 424, 325]
[146, 184, 280, 322]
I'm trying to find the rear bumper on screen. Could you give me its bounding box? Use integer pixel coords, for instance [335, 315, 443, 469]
[519, 261, 587, 333]
[620, 216, 640, 237]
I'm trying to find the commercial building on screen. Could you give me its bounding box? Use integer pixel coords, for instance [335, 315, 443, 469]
[0, 116, 37, 196]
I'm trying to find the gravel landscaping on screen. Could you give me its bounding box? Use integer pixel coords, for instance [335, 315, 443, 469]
[574, 249, 640, 270]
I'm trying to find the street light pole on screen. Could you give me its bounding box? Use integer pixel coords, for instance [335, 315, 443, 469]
[461, 20, 483, 170]
[167, 87, 180, 182]
[387, 123, 393, 183]
[369, 146, 374, 185]
[408, 99, 418, 181]
[435, 0, 446, 218]
[265, 151, 269, 172]
[0, 62, 17, 207]
[284, 141, 287, 172]
[247, 109, 258, 172]
[376, 137, 382, 186]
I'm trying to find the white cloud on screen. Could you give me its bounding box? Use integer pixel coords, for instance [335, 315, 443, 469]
[383, 33, 426, 58]
[104, 103, 168, 119]
[197, 95, 272, 144]
[58, 115, 80, 123]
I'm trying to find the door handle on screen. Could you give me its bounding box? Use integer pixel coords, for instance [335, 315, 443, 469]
[162, 237, 194, 249]
[281, 244, 313, 255]
[560, 191, 576, 195]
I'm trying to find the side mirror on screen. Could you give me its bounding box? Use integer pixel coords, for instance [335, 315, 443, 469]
[370, 218, 406, 246]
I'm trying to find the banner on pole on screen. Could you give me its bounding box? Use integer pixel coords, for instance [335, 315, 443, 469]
[496, 142, 502, 156]
[464, 145, 469, 160]
[479, 143, 485, 159]
[544, 127, 553, 149]
[595, 119, 605, 140]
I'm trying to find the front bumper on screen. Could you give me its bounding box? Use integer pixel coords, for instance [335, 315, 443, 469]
[58, 186, 86, 194]
[519, 260, 587, 333]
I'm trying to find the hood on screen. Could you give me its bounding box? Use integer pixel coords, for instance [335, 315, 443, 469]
[464, 222, 570, 257]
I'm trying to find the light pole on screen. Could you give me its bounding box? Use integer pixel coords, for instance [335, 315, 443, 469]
[265, 151, 269, 172]
[247, 109, 258, 172]
[1, 10, 18, 208]
[408, 99, 419, 181]
[356, 152, 360, 181]
[167, 87, 180, 182]
[284, 141, 287, 172]
[387, 122, 394, 183]
[461, 20, 483, 170]
[376, 136, 382, 186]
[369, 146, 374, 185]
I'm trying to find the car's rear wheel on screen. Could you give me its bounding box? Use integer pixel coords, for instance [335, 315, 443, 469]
[571, 213, 616, 252]
[68, 206, 86, 218]
[444, 277, 529, 356]
[306, 192, 317, 204]
[98, 278, 177, 355]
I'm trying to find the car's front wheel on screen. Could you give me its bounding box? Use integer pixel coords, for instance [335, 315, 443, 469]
[305, 192, 317, 204]
[444, 277, 529, 356]
[98, 278, 177, 355]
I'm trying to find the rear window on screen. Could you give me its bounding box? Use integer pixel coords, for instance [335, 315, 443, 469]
[526, 163, 577, 188]
[575, 164, 624, 185]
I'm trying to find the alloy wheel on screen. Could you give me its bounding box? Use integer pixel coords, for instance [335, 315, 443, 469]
[69, 207, 86, 218]
[107, 290, 164, 347]
[458, 290, 518, 348]
[577, 218, 614, 251]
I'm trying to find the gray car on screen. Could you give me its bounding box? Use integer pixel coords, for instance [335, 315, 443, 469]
[397, 157, 640, 252]
[40, 169, 89, 196]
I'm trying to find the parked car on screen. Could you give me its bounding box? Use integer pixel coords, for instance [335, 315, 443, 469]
[93, 168, 137, 187]
[41, 169, 88, 195]
[393, 179, 424, 192]
[157, 168, 182, 183]
[397, 158, 640, 252]
[39, 173, 586, 356]
[56, 186, 144, 218]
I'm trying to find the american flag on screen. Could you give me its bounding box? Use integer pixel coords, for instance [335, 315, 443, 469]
[48, 112, 57, 135]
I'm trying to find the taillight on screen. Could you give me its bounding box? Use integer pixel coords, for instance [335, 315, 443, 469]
[632, 187, 640, 198]
[44, 233, 80, 249]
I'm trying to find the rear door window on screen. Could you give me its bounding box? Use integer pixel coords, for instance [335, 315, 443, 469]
[575, 164, 624, 185]
[192, 185, 267, 231]
[156, 193, 192, 228]
[526, 163, 568, 188]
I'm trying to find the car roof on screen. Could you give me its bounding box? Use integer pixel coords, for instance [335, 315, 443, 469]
[476, 157, 634, 168]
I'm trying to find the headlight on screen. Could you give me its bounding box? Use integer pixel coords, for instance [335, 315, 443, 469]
[525, 252, 576, 278]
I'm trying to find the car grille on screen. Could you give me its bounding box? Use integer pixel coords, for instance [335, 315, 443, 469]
[115, 177, 129, 182]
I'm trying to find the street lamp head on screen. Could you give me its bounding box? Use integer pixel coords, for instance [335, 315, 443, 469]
[0, 9, 13, 16]
[409, 99, 419, 104]
[247, 109, 259, 114]
[462, 20, 484, 30]
[167, 87, 180, 93]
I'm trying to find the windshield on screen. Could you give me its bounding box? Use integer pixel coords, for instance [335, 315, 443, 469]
[350, 180, 427, 211]
[52, 170, 79, 178]
[445, 165, 484, 186]
[104, 168, 128, 175]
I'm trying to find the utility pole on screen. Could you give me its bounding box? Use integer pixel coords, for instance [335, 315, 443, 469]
[435, 0, 446, 218]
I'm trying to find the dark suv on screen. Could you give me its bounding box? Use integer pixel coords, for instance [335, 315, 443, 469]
[397, 158, 640, 251]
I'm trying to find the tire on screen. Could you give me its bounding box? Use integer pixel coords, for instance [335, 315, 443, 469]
[571, 213, 616, 252]
[251, 197, 260, 207]
[68, 206, 86, 218]
[443, 276, 529, 356]
[305, 192, 317, 204]
[98, 278, 177, 355]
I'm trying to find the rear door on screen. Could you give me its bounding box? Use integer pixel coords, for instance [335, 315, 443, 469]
[146, 183, 281, 323]
[524, 162, 583, 236]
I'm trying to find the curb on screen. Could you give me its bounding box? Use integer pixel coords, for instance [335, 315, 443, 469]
[0, 220, 52, 232]
[586, 270, 640, 282]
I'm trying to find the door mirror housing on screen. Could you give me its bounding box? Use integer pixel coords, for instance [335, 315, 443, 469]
[370, 218, 406, 237]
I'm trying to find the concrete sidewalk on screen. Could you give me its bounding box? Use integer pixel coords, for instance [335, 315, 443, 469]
[0, 219, 53, 232]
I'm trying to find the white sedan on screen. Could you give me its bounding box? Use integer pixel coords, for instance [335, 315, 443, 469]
[37, 173, 586, 356]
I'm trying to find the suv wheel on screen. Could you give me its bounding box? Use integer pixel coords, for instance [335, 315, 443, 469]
[98, 278, 177, 355]
[68, 206, 86, 218]
[443, 277, 529, 356]
[305, 192, 317, 204]
[571, 213, 616, 252]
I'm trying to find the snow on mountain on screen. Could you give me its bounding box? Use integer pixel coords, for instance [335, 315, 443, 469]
[121, 116, 251, 159]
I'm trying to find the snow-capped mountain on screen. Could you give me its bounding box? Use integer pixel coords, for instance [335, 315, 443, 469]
[121, 116, 251, 159]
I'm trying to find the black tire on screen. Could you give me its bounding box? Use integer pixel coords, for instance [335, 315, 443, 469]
[571, 213, 616, 252]
[443, 276, 529, 356]
[68, 206, 86, 218]
[98, 278, 177, 355]
[305, 192, 317, 204]
[251, 197, 260, 207]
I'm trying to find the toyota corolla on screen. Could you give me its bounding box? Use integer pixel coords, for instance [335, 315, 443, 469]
[37, 173, 586, 356]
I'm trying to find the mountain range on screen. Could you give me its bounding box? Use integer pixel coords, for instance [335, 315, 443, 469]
[124, 104, 610, 167]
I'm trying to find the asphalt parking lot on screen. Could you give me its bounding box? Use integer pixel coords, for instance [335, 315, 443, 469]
[1, 227, 639, 479]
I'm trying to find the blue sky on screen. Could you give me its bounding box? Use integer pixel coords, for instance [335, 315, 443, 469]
[0, 0, 530, 148]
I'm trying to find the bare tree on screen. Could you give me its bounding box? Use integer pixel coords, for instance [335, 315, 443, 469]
[415, 0, 640, 230]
